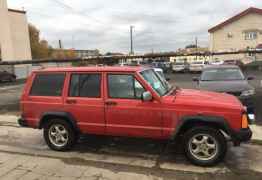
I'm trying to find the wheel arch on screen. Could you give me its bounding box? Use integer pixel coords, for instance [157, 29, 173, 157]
[171, 115, 232, 140]
[38, 111, 80, 133]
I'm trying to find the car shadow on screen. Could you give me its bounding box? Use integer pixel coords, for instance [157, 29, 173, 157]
[73, 135, 188, 164]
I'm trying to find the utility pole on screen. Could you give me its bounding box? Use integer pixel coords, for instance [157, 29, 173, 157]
[130, 26, 134, 55]
[59, 39, 63, 49]
[195, 37, 198, 61]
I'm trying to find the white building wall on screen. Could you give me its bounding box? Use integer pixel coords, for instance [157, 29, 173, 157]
[0, 0, 31, 61]
[0, 0, 15, 60]
[9, 11, 32, 60]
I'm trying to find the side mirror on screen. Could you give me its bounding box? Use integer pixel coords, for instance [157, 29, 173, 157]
[142, 91, 152, 101]
[247, 76, 255, 80]
[192, 77, 199, 82]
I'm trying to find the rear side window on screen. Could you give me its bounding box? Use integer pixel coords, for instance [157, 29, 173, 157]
[69, 74, 101, 98]
[30, 73, 65, 96]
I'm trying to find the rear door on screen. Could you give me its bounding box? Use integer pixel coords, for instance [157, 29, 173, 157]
[64, 72, 105, 135]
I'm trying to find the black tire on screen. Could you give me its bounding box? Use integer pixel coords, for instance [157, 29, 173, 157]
[183, 126, 227, 166]
[43, 119, 77, 151]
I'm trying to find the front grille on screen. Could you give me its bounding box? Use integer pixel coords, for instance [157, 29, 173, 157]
[226, 91, 241, 97]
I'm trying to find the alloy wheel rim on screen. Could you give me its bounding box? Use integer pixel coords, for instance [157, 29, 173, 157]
[48, 124, 69, 147]
[188, 133, 218, 161]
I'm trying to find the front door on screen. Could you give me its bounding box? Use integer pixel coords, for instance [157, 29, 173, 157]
[105, 73, 163, 138]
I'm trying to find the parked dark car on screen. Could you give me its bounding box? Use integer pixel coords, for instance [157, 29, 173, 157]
[0, 71, 16, 82]
[152, 61, 170, 73]
[193, 65, 255, 121]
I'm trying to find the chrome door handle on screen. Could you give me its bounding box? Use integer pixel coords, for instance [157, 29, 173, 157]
[105, 101, 117, 106]
[66, 99, 77, 104]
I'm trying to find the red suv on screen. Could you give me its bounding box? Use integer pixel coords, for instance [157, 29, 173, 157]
[18, 66, 252, 166]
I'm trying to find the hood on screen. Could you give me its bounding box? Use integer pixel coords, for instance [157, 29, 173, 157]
[198, 80, 253, 92]
[168, 89, 243, 110]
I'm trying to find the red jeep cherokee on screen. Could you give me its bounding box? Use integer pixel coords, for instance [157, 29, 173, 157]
[18, 66, 252, 166]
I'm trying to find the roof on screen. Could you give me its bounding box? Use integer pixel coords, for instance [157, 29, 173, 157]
[204, 65, 239, 70]
[34, 66, 149, 73]
[8, 8, 26, 14]
[208, 7, 262, 33]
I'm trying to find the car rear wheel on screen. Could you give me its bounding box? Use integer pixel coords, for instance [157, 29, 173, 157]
[44, 119, 77, 151]
[183, 126, 227, 166]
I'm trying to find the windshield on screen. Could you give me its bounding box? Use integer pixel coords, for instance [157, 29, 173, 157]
[140, 69, 171, 96]
[156, 71, 165, 79]
[201, 68, 245, 81]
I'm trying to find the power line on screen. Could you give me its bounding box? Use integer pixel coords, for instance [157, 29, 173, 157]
[50, 0, 106, 26]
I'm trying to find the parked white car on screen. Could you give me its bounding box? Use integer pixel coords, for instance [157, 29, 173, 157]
[189, 61, 205, 72]
[210, 60, 224, 65]
[172, 62, 187, 73]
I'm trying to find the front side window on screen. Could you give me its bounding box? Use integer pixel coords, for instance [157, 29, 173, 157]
[108, 74, 145, 99]
[69, 74, 101, 98]
[30, 73, 65, 96]
[140, 69, 171, 96]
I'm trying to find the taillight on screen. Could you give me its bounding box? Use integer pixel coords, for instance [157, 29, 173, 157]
[241, 114, 248, 129]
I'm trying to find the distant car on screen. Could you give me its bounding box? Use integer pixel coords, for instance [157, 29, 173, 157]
[0, 71, 16, 82]
[189, 61, 205, 72]
[210, 60, 224, 65]
[172, 62, 188, 73]
[193, 65, 255, 121]
[152, 61, 170, 73]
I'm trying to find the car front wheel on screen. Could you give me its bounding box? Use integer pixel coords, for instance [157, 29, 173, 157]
[44, 119, 77, 151]
[183, 126, 227, 166]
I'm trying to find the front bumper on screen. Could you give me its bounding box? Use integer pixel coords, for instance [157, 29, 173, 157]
[232, 127, 252, 146]
[18, 118, 29, 127]
[173, 68, 185, 72]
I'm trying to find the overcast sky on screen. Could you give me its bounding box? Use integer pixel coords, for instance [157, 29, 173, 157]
[8, 0, 262, 54]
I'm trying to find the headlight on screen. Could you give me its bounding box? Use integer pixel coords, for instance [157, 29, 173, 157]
[241, 89, 255, 96]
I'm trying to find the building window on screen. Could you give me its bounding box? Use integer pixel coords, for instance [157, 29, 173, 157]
[227, 33, 233, 38]
[245, 32, 257, 40]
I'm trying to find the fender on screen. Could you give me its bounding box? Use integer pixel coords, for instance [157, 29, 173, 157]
[171, 115, 233, 139]
[38, 111, 80, 132]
